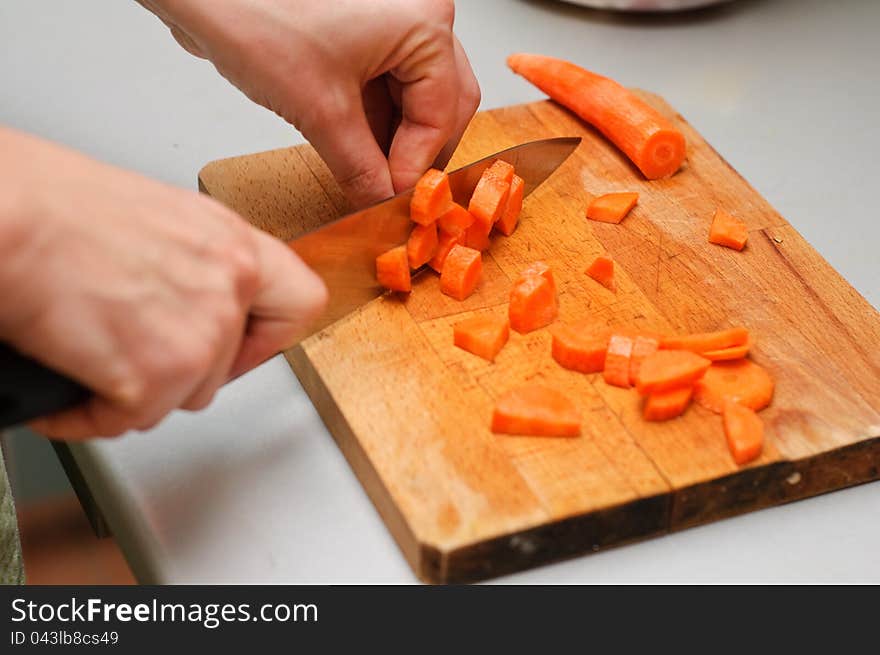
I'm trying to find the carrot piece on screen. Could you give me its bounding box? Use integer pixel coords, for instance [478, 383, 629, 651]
[464, 219, 492, 251]
[375, 245, 411, 293]
[468, 161, 512, 229]
[406, 222, 438, 269]
[629, 335, 660, 384]
[507, 54, 686, 179]
[603, 334, 634, 388]
[550, 324, 610, 374]
[440, 245, 482, 301]
[694, 360, 775, 413]
[702, 339, 751, 361]
[643, 387, 693, 422]
[491, 385, 581, 437]
[586, 192, 638, 224]
[508, 274, 558, 334]
[635, 350, 711, 395]
[410, 168, 453, 226]
[517, 261, 556, 294]
[709, 208, 749, 251]
[495, 174, 525, 236]
[660, 327, 749, 353]
[437, 203, 475, 236]
[722, 399, 764, 465]
[428, 229, 465, 273]
[585, 254, 615, 292]
[453, 314, 510, 362]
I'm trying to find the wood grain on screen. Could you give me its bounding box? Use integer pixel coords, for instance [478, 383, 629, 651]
[199, 95, 880, 583]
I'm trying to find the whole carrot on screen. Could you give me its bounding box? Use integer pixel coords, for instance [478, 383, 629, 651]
[507, 54, 686, 179]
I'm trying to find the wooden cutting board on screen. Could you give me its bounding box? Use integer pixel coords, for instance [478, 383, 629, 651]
[199, 94, 880, 583]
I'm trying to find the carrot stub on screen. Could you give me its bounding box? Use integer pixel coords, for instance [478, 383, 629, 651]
[603, 334, 634, 388]
[410, 168, 453, 226]
[586, 192, 638, 224]
[702, 339, 751, 361]
[453, 315, 510, 362]
[694, 359, 774, 413]
[468, 160, 513, 229]
[586, 254, 615, 292]
[708, 208, 749, 251]
[508, 274, 558, 333]
[661, 327, 749, 354]
[464, 220, 492, 251]
[491, 385, 581, 437]
[507, 53, 686, 179]
[437, 203, 474, 236]
[629, 335, 660, 384]
[635, 350, 711, 395]
[722, 399, 764, 465]
[643, 386, 693, 422]
[517, 261, 556, 294]
[495, 174, 525, 236]
[428, 229, 465, 273]
[375, 245, 411, 293]
[406, 222, 438, 269]
[440, 245, 482, 301]
[550, 324, 610, 374]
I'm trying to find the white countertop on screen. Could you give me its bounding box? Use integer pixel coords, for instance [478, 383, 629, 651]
[3, 0, 878, 583]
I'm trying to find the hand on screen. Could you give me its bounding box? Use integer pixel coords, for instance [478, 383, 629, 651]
[139, 0, 481, 208]
[0, 128, 327, 439]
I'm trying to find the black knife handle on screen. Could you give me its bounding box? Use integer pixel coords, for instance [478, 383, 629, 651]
[0, 343, 89, 430]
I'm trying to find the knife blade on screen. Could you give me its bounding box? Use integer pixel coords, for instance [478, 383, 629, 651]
[289, 136, 581, 334]
[0, 136, 580, 429]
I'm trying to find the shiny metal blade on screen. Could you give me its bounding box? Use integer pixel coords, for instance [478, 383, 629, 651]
[289, 136, 581, 335]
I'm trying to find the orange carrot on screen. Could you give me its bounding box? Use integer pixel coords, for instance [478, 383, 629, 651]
[603, 334, 634, 388]
[661, 327, 749, 353]
[629, 335, 660, 384]
[375, 245, 411, 293]
[694, 359, 774, 413]
[453, 314, 510, 362]
[635, 350, 711, 395]
[643, 386, 693, 422]
[702, 339, 751, 361]
[491, 384, 581, 437]
[585, 254, 615, 292]
[464, 219, 492, 251]
[495, 174, 525, 236]
[722, 399, 764, 465]
[410, 168, 452, 226]
[709, 208, 748, 251]
[550, 324, 610, 374]
[507, 54, 686, 179]
[586, 192, 638, 224]
[437, 203, 475, 236]
[406, 222, 438, 269]
[428, 229, 465, 273]
[440, 245, 482, 301]
[468, 160, 512, 229]
[509, 274, 558, 333]
[517, 261, 556, 294]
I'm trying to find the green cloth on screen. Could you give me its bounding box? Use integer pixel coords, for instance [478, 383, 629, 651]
[0, 439, 24, 585]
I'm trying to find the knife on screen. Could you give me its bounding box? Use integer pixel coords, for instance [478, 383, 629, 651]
[0, 136, 581, 429]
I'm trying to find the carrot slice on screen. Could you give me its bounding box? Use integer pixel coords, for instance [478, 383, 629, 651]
[509, 274, 558, 333]
[453, 315, 510, 362]
[702, 339, 751, 361]
[406, 222, 438, 269]
[507, 54, 686, 179]
[709, 208, 748, 251]
[629, 335, 660, 384]
[375, 245, 411, 293]
[586, 192, 638, 224]
[660, 327, 749, 353]
[585, 254, 615, 292]
[635, 350, 711, 395]
[694, 359, 774, 413]
[495, 174, 525, 236]
[468, 160, 513, 229]
[643, 386, 693, 422]
[440, 245, 482, 301]
[464, 219, 492, 251]
[722, 399, 764, 465]
[550, 324, 610, 374]
[437, 203, 475, 236]
[517, 261, 556, 294]
[491, 385, 581, 437]
[603, 334, 634, 388]
[410, 168, 452, 226]
[428, 229, 465, 273]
